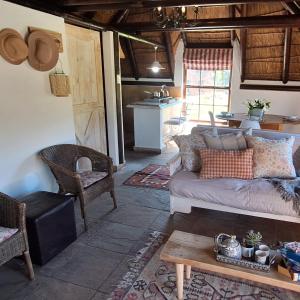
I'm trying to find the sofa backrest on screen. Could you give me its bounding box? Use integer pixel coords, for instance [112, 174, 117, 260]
[195, 125, 300, 175]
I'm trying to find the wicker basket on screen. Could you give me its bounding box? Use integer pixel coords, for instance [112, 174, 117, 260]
[49, 73, 71, 97]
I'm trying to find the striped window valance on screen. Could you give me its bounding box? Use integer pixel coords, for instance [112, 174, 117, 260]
[183, 48, 233, 70]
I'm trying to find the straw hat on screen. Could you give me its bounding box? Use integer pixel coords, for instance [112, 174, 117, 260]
[27, 31, 59, 71]
[0, 28, 28, 65]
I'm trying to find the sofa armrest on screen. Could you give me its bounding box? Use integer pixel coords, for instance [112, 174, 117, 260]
[167, 153, 182, 176]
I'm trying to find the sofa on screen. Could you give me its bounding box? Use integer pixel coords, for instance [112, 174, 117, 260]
[168, 126, 300, 223]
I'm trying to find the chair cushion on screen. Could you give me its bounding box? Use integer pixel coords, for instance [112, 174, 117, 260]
[0, 226, 18, 243]
[79, 171, 108, 188]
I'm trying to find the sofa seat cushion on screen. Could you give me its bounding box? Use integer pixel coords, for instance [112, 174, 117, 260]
[0, 226, 18, 243]
[169, 170, 298, 217]
[79, 171, 108, 188]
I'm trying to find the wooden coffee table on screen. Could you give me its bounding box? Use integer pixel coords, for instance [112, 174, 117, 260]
[160, 231, 300, 300]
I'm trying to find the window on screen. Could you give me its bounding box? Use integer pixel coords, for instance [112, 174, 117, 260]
[185, 69, 231, 121]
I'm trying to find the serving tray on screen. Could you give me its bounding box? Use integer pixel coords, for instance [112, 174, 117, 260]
[215, 251, 276, 273]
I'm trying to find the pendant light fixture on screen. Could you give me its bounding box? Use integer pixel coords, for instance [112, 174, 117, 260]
[147, 46, 165, 73]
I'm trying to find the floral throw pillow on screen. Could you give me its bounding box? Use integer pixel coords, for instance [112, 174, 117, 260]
[173, 127, 217, 172]
[246, 136, 296, 178]
[0, 226, 18, 243]
[173, 134, 206, 172]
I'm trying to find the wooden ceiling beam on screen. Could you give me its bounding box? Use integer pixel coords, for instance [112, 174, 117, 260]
[181, 32, 187, 47]
[162, 32, 174, 80]
[281, 1, 300, 13]
[240, 4, 247, 83]
[64, 0, 294, 11]
[6, 0, 164, 49]
[124, 39, 140, 79]
[185, 42, 233, 48]
[282, 27, 292, 83]
[118, 15, 300, 32]
[109, 8, 129, 24]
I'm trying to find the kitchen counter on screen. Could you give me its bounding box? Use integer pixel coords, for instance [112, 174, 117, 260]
[127, 99, 182, 152]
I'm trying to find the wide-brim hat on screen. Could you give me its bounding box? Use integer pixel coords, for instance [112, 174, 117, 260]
[27, 31, 59, 71]
[0, 28, 28, 65]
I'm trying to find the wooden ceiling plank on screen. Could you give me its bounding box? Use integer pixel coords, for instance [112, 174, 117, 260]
[117, 15, 300, 32]
[162, 32, 174, 80]
[282, 27, 292, 83]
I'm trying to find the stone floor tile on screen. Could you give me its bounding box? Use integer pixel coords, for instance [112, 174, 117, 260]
[98, 255, 134, 294]
[0, 260, 31, 300]
[77, 220, 145, 254]
[9, 275, 96, 300]
[103, 204, 161, 228]
[39, 243, 124, 289]
[91, 292, 110, 300]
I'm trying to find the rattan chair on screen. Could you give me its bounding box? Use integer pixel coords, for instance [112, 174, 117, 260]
[0, 193, 34, 280]
[40, 144, 117, 231]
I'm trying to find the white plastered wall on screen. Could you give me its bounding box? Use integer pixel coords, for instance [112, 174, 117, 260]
[0, 1, 75, 196]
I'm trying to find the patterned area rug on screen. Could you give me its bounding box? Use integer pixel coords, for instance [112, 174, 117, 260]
[123, 164, 170, 190]
[109, 232, 299, 300]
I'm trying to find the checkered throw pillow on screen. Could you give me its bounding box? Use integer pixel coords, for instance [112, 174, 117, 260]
[199, 148, 254, 179]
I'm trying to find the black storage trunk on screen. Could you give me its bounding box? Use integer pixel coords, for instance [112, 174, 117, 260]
[20, 191, 77, 265]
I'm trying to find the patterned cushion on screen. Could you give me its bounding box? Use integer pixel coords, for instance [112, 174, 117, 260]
[173, 127, 217, 172]
[246, 136, 296, 178]
[199, 148, 254, 179]
[0, 226, 18, 243]
[203, 128, 252, 150]
[79, 171, 108, 188]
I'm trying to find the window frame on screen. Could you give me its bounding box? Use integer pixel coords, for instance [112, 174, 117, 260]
[184, 69, 232, 122]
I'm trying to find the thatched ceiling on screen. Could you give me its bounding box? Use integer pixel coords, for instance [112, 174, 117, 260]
[7, 0, 300, 82]
[88, 2, 300, 82]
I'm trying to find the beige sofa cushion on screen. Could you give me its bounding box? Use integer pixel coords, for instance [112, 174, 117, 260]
[246, 136, 296, 178]
[169, 170, 298, 217]
[203, 128, 252, 150]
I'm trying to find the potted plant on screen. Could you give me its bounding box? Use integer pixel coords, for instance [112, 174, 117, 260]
[242, 230, 263, 258]
[245, 230, 263, 247]
[246, 99, 271, 120]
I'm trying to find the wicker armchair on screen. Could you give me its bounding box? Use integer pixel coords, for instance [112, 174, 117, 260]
[0, 193, 34, 280]
[40, 144, 117, 231]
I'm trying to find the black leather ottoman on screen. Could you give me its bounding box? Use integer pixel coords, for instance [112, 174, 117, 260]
[20, 191, 76, 265]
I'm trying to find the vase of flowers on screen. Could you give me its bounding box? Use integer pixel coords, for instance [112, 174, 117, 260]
[246, 99, 271, 120]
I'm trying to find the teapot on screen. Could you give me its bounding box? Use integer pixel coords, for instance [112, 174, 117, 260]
[215, 233, 242, 259]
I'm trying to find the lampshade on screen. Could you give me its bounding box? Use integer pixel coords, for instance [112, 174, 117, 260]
[147, 46, 165, 73]
[147, 60, 165, 73]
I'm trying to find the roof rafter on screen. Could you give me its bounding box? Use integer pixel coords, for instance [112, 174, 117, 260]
[162, 32, 174, 80]
[117, 14, 300, 32]
[282, 27, 292, 83]
[63, 0, 294, 11]
[281, 1, 300, 13]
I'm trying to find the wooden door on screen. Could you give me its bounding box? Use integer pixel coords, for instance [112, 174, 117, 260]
[65, 24, 107, 154]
